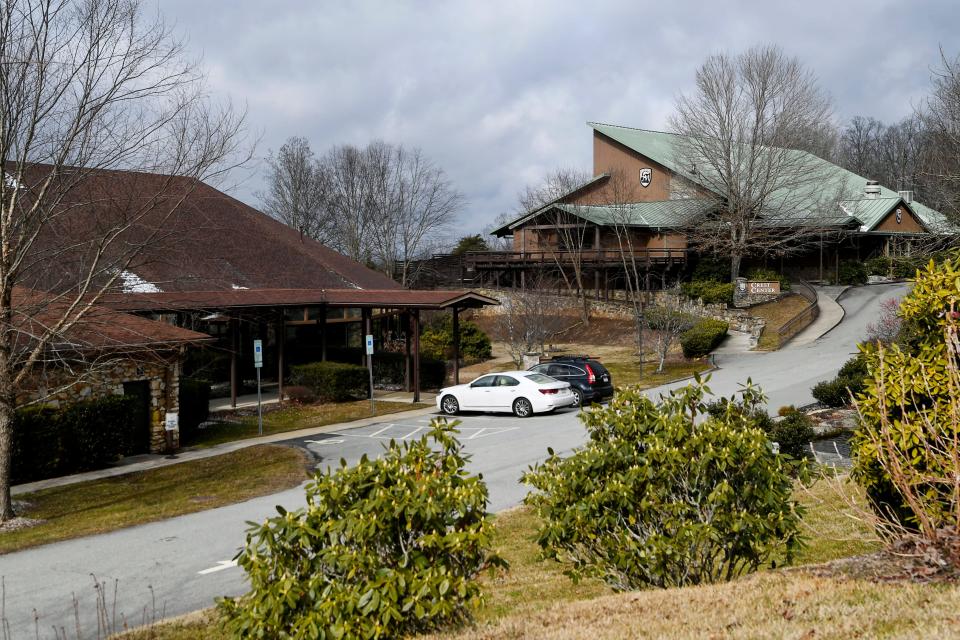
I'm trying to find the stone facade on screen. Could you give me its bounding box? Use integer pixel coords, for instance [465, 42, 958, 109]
[476, 288, 766, 338]
[20, 351, 182, 453]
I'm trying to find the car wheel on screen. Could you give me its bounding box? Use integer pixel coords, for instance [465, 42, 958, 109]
[440, 394, 460, 415]
[571, 388, 583, 407]
[513, 397, 533, 418]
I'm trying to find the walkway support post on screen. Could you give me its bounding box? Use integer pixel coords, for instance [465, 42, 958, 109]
[277, 310, 285, 406]
[230, 315, 239, 409]
[412, 309, 421, 403]
[452, 307, 460, 385]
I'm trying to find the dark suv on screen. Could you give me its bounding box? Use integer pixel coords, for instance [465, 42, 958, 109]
[528, 356, 614, 407]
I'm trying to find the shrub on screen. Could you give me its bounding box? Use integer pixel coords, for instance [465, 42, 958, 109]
[219, 419, 506, 638]
[770, 411, 815, 461]
[865, 256, 891, 277]
[811, 354, 869, 407]
[420, 316, 492, 362]
[283, 385, 316, 404]
[745, 267, 791, 291]
[778, 405, 798, 417]
[11, 395, 140, 483]
[178, 378, 210, 442]
[837, 261, 868, 285]
[853, 256, 960, 540]
[691, 257, 730, 283]
[522, 379, 802, 590]
[681, 280, 734, 305]
[680, 318, 729, 358]
[290, 361, 369, 402]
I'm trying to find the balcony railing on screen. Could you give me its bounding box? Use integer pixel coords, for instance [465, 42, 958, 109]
[461, 248, 688, 267]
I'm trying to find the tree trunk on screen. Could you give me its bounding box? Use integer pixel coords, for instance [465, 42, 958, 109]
[0, 393, 14, 521]
[730, 253, 743, 282]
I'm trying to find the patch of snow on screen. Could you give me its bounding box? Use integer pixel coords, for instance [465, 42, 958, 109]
[119, 270, 161, 293]
[231, 284, 249, 290]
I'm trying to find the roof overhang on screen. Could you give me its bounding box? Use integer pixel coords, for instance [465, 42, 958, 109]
[102, 288, 500, 313]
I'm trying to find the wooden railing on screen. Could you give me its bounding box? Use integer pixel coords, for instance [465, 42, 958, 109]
[462, 248, 689, 266]
[777, 280, 819, 347]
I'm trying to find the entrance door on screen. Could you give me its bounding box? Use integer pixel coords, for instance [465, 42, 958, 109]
[122, 381, 152, 455]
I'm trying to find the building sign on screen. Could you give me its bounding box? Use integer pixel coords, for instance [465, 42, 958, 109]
[747, 281, 780, 295]
[639, 168, 652, 188]
[164, 412, 179, 431]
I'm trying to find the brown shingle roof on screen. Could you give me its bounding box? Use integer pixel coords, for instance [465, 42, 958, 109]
[17, 165, 400, 294]
[102, 288, 499, 312]
[13, 288, 212, 352]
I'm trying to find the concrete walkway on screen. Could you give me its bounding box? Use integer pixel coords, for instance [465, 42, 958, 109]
[12, 398, 438, 497]
[209, 388, 434, 413]
[783, 285, 848, 348]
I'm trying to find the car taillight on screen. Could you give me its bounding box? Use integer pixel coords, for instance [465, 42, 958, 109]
[539, 388, 559, 395]
[585, 364, 596, 384]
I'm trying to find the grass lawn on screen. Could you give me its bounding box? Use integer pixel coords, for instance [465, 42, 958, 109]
[1, 445, 310, 555]
[184, 400, 430, 448]
[128, 474, 892, 640]
[603, 358, 711, 389]
[750, 294, 813, 350]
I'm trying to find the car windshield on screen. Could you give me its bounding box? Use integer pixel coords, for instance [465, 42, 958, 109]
[525, 373, 556, 384]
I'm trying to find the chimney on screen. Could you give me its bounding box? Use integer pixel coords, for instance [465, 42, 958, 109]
[898, 190, 913, 203]
[865, 180, 881, 200]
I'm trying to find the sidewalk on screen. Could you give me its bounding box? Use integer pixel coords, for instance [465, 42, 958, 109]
[12, 397, 439, 497]
[209, 388, 435, 413]
[784, 285, 848, 348]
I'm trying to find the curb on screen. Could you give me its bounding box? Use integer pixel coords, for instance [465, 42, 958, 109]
[11, 404, 440, 496]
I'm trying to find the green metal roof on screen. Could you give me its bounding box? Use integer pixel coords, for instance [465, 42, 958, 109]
[553, 199, 715, 228]
[587, 121, 957, 234]
[490, 173, 611, 237]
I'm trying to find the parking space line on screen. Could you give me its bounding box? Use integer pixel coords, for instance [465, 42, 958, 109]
[397, 425, 425, 440]
[368, 423, 396, 437]
[467, 427, 486, 440]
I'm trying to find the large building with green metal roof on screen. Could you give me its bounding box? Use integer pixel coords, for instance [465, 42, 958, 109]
[467, 121, 955, 291]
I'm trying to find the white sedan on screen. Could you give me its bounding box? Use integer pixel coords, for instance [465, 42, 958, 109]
[436, 371, 577, 417]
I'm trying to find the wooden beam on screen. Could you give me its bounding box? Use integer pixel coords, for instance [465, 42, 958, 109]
[412, 310, 421, 403]
[230, 315, 239, 409]
[452, 307, 460, 385]
[277, 310, 285, 406]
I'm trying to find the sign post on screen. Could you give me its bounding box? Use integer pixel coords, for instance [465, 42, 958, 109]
[365, 334, 375, 415]
[253, 339, 263, 436]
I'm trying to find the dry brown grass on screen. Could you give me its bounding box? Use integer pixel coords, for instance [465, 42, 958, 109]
[436, 572, 960, 639]
[750, 294, 813, 350]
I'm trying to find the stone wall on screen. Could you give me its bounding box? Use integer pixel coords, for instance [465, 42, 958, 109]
[20, 351, 182, 453]
[475, 288, 766, 338]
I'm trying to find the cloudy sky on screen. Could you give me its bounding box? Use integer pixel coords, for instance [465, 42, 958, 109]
[158, 0, 960, 241]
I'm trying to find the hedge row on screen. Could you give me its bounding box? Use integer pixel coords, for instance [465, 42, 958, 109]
[290, 361, 370, 402]
[680, 280, 734, 305]
[680, 319, 730, 358]
[12, 395, 141, 484]
[324, 348, 447, 390]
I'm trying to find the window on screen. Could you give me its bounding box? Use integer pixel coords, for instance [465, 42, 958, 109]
[525, 373, 555, 384]
[470, 375, 496, 388]
[496, 375, 520, 387]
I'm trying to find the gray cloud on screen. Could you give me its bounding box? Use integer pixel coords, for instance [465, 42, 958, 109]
[158, 0, 960, 239]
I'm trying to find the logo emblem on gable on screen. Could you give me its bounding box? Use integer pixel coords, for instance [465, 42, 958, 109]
[639, 168, 652, 188]
[896, 208, 902, 224]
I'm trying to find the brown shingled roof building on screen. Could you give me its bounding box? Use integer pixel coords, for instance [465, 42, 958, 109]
[17, 166, 496, 453]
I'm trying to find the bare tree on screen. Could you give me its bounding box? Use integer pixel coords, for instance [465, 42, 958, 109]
[670, 45, 848, 281]
[517, 168, 594, 323]
[0, 0, 247, 521]
[604, 170, 654, 372]
[495, 275, 574, 366]
[367, 144, 463, 286]
[644, 307, 696, 373]
[322, 143, 376, 263]
[260, 137, 332, 243]
[920, 49, 960, 222]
